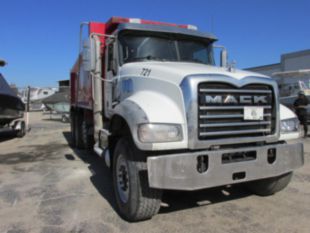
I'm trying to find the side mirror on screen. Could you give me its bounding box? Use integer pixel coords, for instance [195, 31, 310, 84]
[220, 49, 227, 68]
[82, 38, 101, 72]
[0, 59, 7, 67]
[213, 45, 228, 68]
[82, 39, 93, 72]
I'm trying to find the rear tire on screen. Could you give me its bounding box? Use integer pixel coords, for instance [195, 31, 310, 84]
[112, 137, 162, 222]
[246, 172, 293, 196]
[81, 120, 93, 150]
[74, 114, 84, 149]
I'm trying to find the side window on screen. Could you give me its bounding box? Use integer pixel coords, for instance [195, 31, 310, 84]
[107, 44, 114, 72]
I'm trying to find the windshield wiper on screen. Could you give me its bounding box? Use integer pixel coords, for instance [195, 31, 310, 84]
[128, 55, 167, 62]
[181, 59, 207, 65]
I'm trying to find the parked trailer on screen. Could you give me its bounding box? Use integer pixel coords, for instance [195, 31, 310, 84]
[43, 87, 70, 123]
[70, 17, 304, 221]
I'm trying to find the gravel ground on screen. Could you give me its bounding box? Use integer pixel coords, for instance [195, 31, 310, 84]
[0, 112, 309, 233]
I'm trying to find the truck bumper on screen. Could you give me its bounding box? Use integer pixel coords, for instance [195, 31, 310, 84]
[147, 143, 304, 190]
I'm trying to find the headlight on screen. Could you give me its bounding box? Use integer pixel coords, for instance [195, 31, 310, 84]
[281, 118, 300, 133]
[138, 124, 183, 143]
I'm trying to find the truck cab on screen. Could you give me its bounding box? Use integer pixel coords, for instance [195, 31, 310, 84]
[70, 17, 304, 221]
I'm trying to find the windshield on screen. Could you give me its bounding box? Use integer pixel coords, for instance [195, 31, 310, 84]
[118, 31, 214, 65]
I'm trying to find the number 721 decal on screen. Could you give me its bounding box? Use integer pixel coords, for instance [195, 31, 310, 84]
[141, 68, 151, 77]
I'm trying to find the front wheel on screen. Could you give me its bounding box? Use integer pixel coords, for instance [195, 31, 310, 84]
[246, 172, 293, 196]
[112, 137, 162, 222]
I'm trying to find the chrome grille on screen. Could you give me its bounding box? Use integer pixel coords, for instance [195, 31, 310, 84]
[198, 83, 275, 140]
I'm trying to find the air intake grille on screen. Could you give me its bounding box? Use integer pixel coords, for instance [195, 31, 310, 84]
[198, 83, 275, 140]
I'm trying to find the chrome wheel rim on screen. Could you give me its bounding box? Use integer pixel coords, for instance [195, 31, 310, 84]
[116, 153, 129, 203]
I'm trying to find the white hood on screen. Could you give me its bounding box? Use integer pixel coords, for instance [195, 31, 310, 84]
[119, 61, 269, 84]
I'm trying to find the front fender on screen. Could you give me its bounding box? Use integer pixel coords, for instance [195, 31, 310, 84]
[113, 91, 188, 151]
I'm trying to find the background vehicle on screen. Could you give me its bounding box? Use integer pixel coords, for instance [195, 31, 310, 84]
[0, 59, 26, 137]
[42, 80, 70, 123]
[20, 87, 56, 111]
[70, 17, 304, 221]
[273, 70, 310, 123]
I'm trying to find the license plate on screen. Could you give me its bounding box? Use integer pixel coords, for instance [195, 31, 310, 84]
[244, 107, 264, 120]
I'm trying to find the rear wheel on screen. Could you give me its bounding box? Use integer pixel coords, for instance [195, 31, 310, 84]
[16, 121, 26, 138]
[70, 113, 76, 147]
[61, 115, 69, 123]
[246, 172, 293, 196]
[113, 137, 162, 222]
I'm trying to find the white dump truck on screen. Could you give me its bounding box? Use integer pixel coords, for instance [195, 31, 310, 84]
[70, 17, 304, 221]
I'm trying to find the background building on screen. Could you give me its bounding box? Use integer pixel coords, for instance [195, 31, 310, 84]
[246, 49, 310, 76]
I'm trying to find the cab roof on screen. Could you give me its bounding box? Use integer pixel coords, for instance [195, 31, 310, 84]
[115, 23, 218, 41]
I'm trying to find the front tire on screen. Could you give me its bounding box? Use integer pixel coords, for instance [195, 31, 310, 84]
[246, 172, 293, 196]
[112, 137, 162, 222]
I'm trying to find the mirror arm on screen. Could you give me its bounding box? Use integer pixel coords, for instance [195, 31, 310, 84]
[90, 33, 116, 40]
[79, 22, 89, 54]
